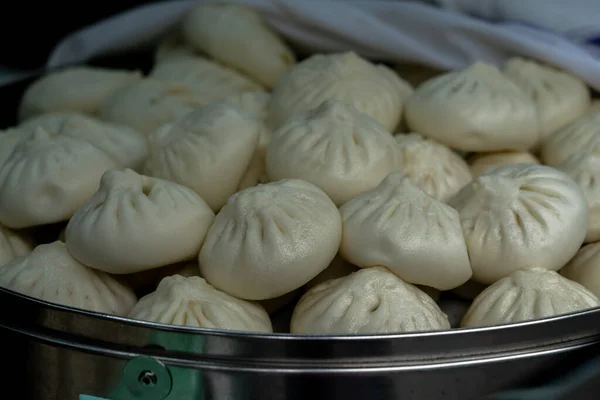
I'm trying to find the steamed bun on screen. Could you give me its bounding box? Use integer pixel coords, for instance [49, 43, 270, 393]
[291, 267, 450, 334]
[448, 164, 588, 284]
[129, 275, 272, 332]
[557, 152, 600, 242]
[467, 151, 539, 178]
[0, 128, 27, 167]
[143, 102, 261, 211]
[0, 224, 33, 266]
[0, 241, 137, 316]
[540, 110, 600, 166]
[503, 58, 590, 139]
[182, 3, 295, 88]
[199, 179, 342, 300]
[154, 31, 201, 63]
[18, 67, 142, 120]
[150, 56, 264, 101]
[99, 78, 209, 135]
[461, 267, 600, 327]
[405, 62, 539, 152]
[561, 242, 600, 298]
[267, 100, 398, 205]
[305, 254, 359, 290]
[66, 169, 215, 274]
[267, 52, 412, 132]
[340, 173, 472, 290]
[394, 133, 472, 201]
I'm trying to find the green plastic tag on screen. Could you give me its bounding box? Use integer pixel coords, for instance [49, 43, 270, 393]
[80, 396, 110, 400]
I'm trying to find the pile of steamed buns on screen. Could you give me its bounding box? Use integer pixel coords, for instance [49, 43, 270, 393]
[2, 3, 600, 335]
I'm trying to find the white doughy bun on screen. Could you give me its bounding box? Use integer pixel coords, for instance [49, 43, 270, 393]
[394, 133, 472, 201]
[182, 3, 295, 88]
[199, 179, 342, 300]
[267, 52, 412, 132]
[558, 152, 600, 242]
[448, 164, 588, 284]
[561, 242, 600, 298]
[0, 241, 137, 316]
[0, 224, 33, 266]
[99, 78, 210, 135]
[0, 124, 121, 228]
[461, 267, 600, 327]
[154, 31, 202, 64]
[144, 102, 261, 211]
[150, 56, 264, 100]
[340, 173, 472, 290]
[0, 128, 27, 167]
[267, 100, 398, 205]
[540, 110, 600, 166]
[18, 67, 142, 121]
[503, 58, 590, 139]
[467, 151, 539, 178]
[65, 169, 215, 274]
[291, 267, 450, 334]
[128, 275, 272, 332]
[305, 254, 359, 291]
[405, 62, 539, 152]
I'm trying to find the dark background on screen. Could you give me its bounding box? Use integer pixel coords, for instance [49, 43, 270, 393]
[0, 1, 159, 69]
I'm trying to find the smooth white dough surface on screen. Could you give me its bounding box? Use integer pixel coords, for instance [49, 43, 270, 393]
[461, 267, 600, 327]
[467, 151, 540, 178]
[394, 133, 472, 202]
[405, 62, 539, 152]
[150, 56, 264, 100]
[0, 128, 27, 168]
[448, 164, 589, 284]
[144, 102, 261, 211]
[66, 169, 215, 274]
[0, 123, 120, 228]
[340, 173, 472, 290]
[0, 241, 137, 316]
[0, 224, 33, 267]
[129, 275, 272, 332]
[182, 3, 295, 88]
[99, 78, 210, 135]
[561, 242, 600, 298]
[503, 57, 590, 140]
[199, 179, 342, 300]
[18, 67, 142, 121]
[291, 266, 450, 334]
[540, 110, 600, 166]
[267, 52, 412, 132]
[558, 152, 600, 242]
[267, 100, 398, 205]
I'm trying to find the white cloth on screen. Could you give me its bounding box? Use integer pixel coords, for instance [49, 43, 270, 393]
[47, 0, 600, 90]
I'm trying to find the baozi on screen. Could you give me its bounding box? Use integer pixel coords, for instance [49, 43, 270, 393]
[0, 128, 26, 168]
[0, 223, 33, 267]
[448, 164, 588, 284]
[66, 169, 215, 274]
[540, 110, 600, 166]
[143, 102, 261, 211]
[267, 52, 412, 132]
[291, 267, 450, 334]
[149, 56, 264, 101]
[18, 67, 142, 121]
[561, 242, 600, 298]
[461, 267, 600, 327]
[305, 254, 359, 291]
[199, 179, 342, 300]
[128, 275, 272, 332]
[340, 173, 472, 291]
[182, 3, 295, 88]
[267, 100, 399, 205]
[154, 31, 201, 63]
[405, 62, 539, 152]
[467, 151, 540, 178]
[503, 58, 590, 139]
[394, 133, 472, 202]
[0, 241, 137, 316]
[557, 152, 600, 242]
[99, 78, 209, 135]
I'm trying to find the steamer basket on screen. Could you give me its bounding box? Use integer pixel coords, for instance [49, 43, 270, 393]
[2, 56, 600, 400]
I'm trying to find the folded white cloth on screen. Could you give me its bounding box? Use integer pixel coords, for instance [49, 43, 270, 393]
[47, 0, 600, 90]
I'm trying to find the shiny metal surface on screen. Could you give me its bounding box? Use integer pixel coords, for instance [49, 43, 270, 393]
[2, 287, 600, 399]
